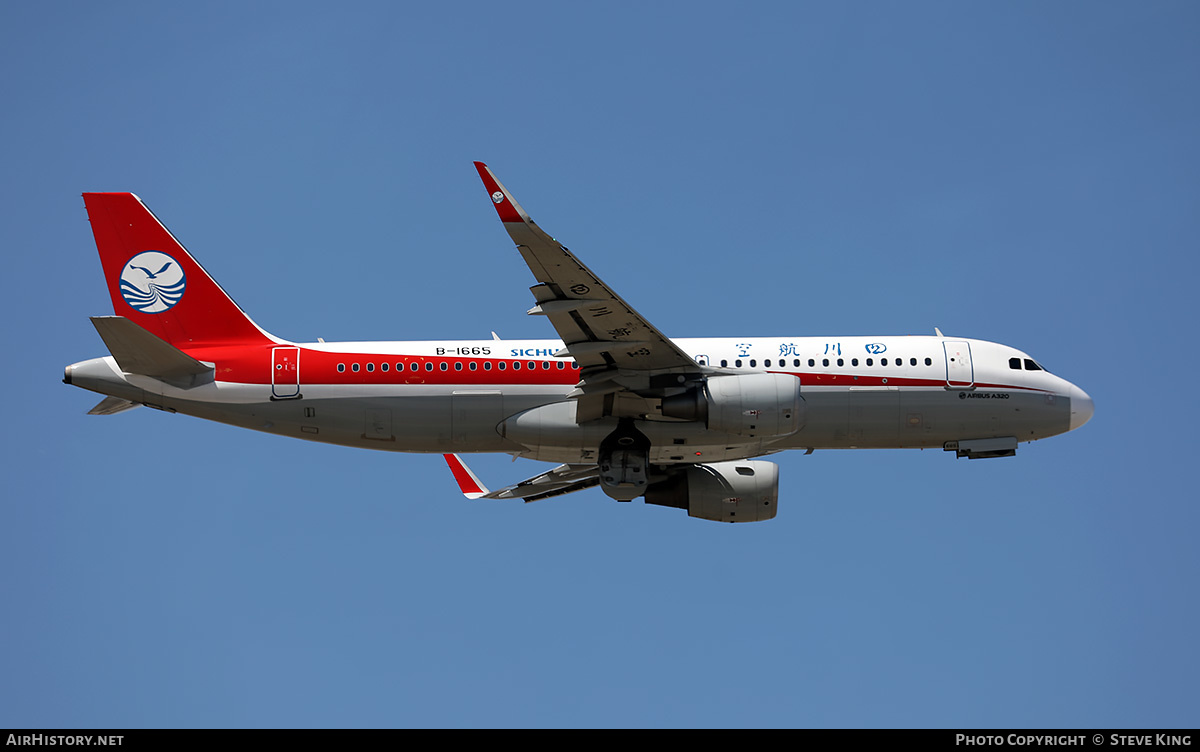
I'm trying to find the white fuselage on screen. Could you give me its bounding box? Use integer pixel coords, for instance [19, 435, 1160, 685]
[65, 333, 1092, 465]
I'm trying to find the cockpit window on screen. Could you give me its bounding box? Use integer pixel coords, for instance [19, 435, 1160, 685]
[1024, 359, 1043, 372]
[1009, 357, 1022, 370]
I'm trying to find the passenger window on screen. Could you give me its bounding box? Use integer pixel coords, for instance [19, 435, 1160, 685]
[925, 358, 932, 366]
[556, 361, 564, 369]
[527, 361, 535, 370]
[881, 358, 887, 366]
[910, 358, 916, 366]
[352, 363, 360, 372]
[837, 358, 844, 367]
[440, 363, 448, 371]
[513, 362, 521, 370]
[750, 359, 757, 367]
[454, 362, 463, 371]
[852, 358, 858, 366]
[794, 359, 801, 367]
[822, 359, 829, 367]
[764, 359, 772, 367]
[498, 362, 506, 371]
[721, 359, 728, 367]
[337, 363, 345, 373]
[483, 362, 491, 371]
[366, 363, 375, 372]
[470, 362, 478, 371]
[542, 362, 550, 370]
[1010, 357, 1022, 370]
[425, 362, 433, 371]
[735, 359, 743, 368]
[866, 358, 873, 366]
[808, 359, 815, 367]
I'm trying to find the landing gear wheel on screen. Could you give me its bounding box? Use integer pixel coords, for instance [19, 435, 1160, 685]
[597, 419, 651, 502]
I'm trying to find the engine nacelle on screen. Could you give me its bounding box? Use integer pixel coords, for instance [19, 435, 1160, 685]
[661, 373, 803, 439]
[644, 460, 779, 523]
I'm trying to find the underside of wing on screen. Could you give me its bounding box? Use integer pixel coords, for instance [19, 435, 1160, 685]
[474, 162, 704, 380]
[442, 453, 780, 523]
[485, 464, 600, 503]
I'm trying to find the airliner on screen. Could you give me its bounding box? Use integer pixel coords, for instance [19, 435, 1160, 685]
[64, 163, 1094, 522]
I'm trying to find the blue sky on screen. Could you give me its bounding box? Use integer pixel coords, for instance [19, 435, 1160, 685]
[2, 1, 1197, 728]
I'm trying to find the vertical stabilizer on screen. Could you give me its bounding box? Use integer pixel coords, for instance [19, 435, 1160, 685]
[82, 193, 274, 347]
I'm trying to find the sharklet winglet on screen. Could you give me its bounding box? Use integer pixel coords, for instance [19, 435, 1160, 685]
[443, 453, 490, 499]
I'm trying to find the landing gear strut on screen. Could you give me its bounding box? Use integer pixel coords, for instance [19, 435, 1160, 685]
[598, 419, 651, 502]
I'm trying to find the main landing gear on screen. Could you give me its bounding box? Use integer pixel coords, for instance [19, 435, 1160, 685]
[598, 419, 651, 502]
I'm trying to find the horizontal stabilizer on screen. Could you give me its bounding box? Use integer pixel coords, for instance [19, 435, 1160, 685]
[87, 395, 141, 415]
[90, 316, 214, 389]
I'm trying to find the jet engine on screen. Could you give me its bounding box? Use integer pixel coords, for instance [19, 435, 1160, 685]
[660, 373, 804, 439]
[644, 459, 779, 523]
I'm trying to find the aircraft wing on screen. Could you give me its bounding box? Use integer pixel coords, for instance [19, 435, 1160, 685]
[444, 454, 599, 503]
[474, 162, 701, 376]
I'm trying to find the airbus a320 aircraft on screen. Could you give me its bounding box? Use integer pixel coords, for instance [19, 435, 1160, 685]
[65, 163, 1094, 523]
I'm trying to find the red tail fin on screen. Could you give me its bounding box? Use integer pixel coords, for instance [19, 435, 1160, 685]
[83, 193, 274, 347]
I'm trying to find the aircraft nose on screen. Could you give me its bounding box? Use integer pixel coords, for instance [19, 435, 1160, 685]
[1069, 385, 1094, 431]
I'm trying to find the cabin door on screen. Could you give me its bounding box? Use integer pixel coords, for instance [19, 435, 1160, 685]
[272, 347, 300, 399]
[943, 341, 974, 389]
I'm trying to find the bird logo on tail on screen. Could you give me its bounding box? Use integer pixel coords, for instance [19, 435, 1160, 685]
[119, 251, 186, 313]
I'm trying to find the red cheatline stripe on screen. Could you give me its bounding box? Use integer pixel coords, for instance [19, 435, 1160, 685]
[184, 343, 1052, 393]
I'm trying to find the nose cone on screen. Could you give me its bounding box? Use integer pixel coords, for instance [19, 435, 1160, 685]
[1069, 385, 1094, 431]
